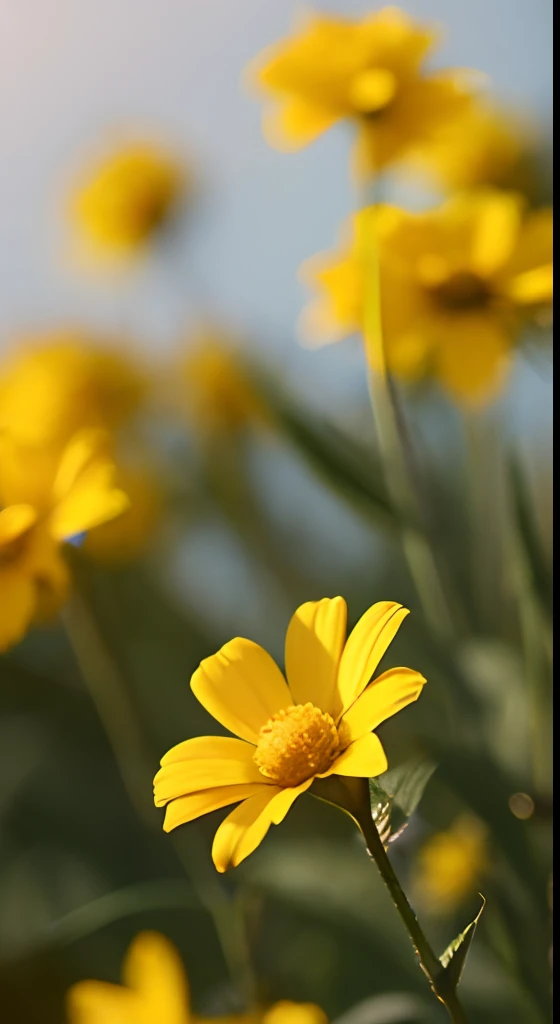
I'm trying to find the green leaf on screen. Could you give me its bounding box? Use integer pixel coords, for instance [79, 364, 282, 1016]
[508, 449, 552, 617]
[369, 758, 436, 844]
[439, 896, 485, 989]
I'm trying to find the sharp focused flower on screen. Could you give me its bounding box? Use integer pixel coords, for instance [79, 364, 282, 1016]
[154, 597, 425, 872]
[413, 815, 488, 913]
[71, 141, 182, 258]
[0, 334, 145, 448]
[180, 333, 269, 435]
[0, 429, 129, 652]
[300, 191, 553, 403]
[67, 930, 327, 1024]
[246, 7, 475, 177]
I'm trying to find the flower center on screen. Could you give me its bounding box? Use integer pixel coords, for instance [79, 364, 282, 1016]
[254, 703, 340, 788]
[431, 270, 492, 312]
[348, 68, 397, 115]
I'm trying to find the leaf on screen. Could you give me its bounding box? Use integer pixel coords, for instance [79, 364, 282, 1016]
[508, 449, 552, 617]
[369, 758, 436, 845]
[439, 896, 485, 989]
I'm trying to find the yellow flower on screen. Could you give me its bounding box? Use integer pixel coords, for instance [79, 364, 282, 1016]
[67, 930, 326, 1024]
[84, 462, 162, 564]
[410, 100, 538, 194]
[413, 815, 488, 913]
[0, 334, 145, 448]
[154, 597, 425, 872]
[180, 333, 269, 435]
[0, 429, 128, 652]
[300, 191, 553, 404]
[72, 141, 182, 258]
[246, 7, 475, 176]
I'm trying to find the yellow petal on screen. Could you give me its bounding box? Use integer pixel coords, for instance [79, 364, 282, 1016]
[123, 931, 189, 1024]
[211, 781, 312, 872]
[435, 314, 510, 405]
[50, 462, 129, 540]
[160, 735, 257, 766]
[0, 567, 36, 653]
[154, 750, 265, 806]
[191, 638, 292, 744]
[340, 667, 427, 743]
[328, 731, 388, 778]
[66, 981, 137, 1024]
[52, 428, 111, 502]
[262, 99, 338, 151]
[263, 1002, 328, 1024]
[0, 504, 38, 547]
[336, 602, 409, 715]
[506, 264, 553, 305]
[471, 193, 523, 276]
[162, 783, 266, 833]
[285, 596, 347, 712]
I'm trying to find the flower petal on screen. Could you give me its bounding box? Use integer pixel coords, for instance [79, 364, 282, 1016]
[212, 780, 312, 873]
[336, 602, 409, 715]
[154, 750, 265, 806]
[328, 731, 388, 777]
[191, 638, 292, 744]
[160, 735, 257, 765]
[0, 504, 38, 547]
[340, 667, 427, 743]
[506, 264, 553, 305]
[471, 193, 523, 276]
[66, 981, 135, 1024]
[0, 567, 36, 653]
[285, 596, 347, 713]
[123, 931, 189, 1020]
[435, 314, 510, 405]
[162, 783, 266, 833]
[262, 99, 339, 151]
[50, 461, 129, 540]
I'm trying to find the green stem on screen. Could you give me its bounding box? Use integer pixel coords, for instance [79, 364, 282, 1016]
[316, 777, 469, 1024]
[63, 557, 257, 1009]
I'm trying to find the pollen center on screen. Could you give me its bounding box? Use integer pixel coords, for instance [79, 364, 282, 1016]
[348, 68, 397, 114]
[254, 703, 340, 788]
[432, 270, 492, 312]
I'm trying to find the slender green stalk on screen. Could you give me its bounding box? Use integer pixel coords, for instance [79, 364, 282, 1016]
[63, 558, 257, 1009]
[316, 776, 469, 1023]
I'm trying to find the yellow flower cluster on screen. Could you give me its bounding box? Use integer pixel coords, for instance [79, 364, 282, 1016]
[67, 931, 327, 1024]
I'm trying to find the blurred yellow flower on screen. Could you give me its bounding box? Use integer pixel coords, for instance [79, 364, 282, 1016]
[246, 7, 475, 176]
[0, 333, 145, 448]
[0, 429, 128, 652]
[84, 462, 162, 564]
[414, 815, 488, 913]
[67, 930, 326, 1024]
[154, 597, 425, 872]
[71, 141, 182, 258]
[300, 191, 553, 404]
[180, 334, 269, 435]
[410, 101, 538, 194]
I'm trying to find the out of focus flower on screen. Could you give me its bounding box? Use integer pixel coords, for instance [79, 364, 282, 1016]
[413, 815, 488, 913]
[180, 334, 269, 435]
[84, 462, 162, 564]
[0, 429, 128, 652]
[409, 101, 540, 194]
[71, 141, 182, 259]
[246, 7, 476, 177]
[154, 597, 425, 872]
[0, 333, 145, 448]
[67, 930, 327, 1023]
[300, 191, 553, 404]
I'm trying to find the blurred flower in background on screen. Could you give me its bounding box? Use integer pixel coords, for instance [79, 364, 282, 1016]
[67, 931, 327, 1023]
[246, 6, 476, 178]
[179, 331, 270, 436]
[413, 815, 488, 914]
[300, 191, 553, 402]
[0, 429, 128, 651]
[83, 460, 162, 564]
[70, 140, 184, 262]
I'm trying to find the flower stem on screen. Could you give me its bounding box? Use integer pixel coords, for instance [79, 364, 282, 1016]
[62, 554, 257, 1010]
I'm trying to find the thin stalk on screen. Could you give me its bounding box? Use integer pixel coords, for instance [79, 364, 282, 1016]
[63, 557, 257, 1009]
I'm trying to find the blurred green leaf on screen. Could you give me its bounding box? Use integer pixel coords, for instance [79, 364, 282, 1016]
[439, 896, 485, 989]
[507, 450, 552, 618]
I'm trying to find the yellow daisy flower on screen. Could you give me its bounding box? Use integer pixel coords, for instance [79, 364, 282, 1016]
[0, 429, 129, 652]
[0, 333, 145, 448]
[154, 598, 425, 873]
[67, 930, 327, 1024]
[84, 462, 162, 564]
[71, 141, 182, 258]
[413, 814, 488, 914]
[246, 7, 475, 176]
[180, 333, 269, 435]
[300, 191, 553, 404]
